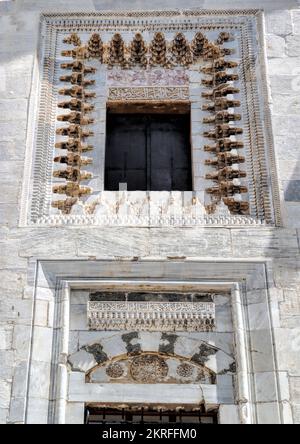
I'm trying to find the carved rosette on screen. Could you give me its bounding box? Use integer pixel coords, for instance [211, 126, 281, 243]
[106, 362, 124, 379]
[130, 354, 169, 383]
[52, 34, 95, 214]
[202, 33, 249, 216]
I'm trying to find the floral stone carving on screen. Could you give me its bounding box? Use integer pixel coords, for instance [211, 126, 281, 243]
[130, 354, 169, 383]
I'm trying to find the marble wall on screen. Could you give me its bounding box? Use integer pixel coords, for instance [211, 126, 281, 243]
[0, 0, 300, 424]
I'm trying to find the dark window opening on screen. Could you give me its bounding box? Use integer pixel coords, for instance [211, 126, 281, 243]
[85, 406, 218, 424]
[105, 107, 192, 191]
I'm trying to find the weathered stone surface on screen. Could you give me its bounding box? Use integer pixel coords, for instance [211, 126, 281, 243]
[270, 74, 297, 95]
[65, 402, 84, 425]
[274, 257, 300, 289]
[272, 95, 300, 115]
[31, 327, 53, 363]
[0, 381, 11, 409]
[68, 349, 97, 373]
[254, 372, 278, 402]
[268, 56, 300, 75]
[290, 377, 300, 402]
[284, 203, 300, 229]
[284, 180, 300, 202]
[219, 404, 239, 424]
[0, 0, 300, 425]
[231, 229, 299, 257]
[0, 299, 32, 324]
[11, 361, 28, 399]
[0, 326, 13, 350]
[7, 397, 25, 424]
[0, 408, 8, 424]
[265, 10, 293, 36]
[279, 161, 300, 181]
[0, 350, 14, 380]
[0, 54, 33, 100]
[274, 328, 300, 376]
[12, 326, 31, 363]
[0, 204, 20, 228]
[250, 330, 276, 373]
[293, 404, 300, 424]
[266, 35, 286, 58]
[293, 10, 300, 34]
[280, 289, 300, 328]
[26, 397, 49, 424]
[274, 135, 300, 161]
[286, 35, 300, 56]
[272, 115, 300, 136]
[28, 361, 51, 399]
[256, 402, 281, 424]
[70, 305, 88, 331]
[247, 302, 271, 331]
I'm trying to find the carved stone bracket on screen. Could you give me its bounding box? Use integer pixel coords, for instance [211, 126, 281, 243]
[52, 38, 96, 214]
[202, 33, 249, 216]
[87, 301, 215, 332]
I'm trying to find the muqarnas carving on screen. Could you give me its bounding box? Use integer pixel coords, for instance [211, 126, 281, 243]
[149, 32, 168, 67]
[191, 32, 207, 59]
[170, 32, 192, 66]
[63, 32, 81, 47]
[52, 34, 95, 214]
[87, 33, 103, 61]
[202, 32, 249, 216]
[128, 33, 148, 68]
[107, 33, 127, 68]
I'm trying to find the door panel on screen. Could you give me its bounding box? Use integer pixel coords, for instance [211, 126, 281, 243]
[105, 114, 147, 190]
[150, 114, 191, 191]
[105, 112, 192, 191]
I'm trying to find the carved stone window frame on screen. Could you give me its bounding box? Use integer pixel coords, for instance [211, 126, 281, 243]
[20, 10, 281, 227]
[16, 259, 288, 424]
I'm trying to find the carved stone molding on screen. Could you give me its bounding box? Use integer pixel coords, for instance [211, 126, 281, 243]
[108, 86, 189, 101]
[87, 301, 215, 332]
[20, 10, 281, 227]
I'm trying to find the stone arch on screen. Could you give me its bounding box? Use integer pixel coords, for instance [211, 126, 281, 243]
[67, 331, 235, 378]
[86, 351, 216, 385]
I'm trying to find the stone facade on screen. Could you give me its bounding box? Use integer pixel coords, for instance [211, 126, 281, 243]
[0, 0, 300, 425]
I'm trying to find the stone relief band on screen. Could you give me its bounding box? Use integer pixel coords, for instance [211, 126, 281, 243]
[87, 301, 215, 332]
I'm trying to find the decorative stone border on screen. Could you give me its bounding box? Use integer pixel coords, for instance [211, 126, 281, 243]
[87, 300, 215, 332]
[20, 10, 281, 227]
[17, 259, 289, 424]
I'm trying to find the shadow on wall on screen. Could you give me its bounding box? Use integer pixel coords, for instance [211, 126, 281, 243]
[281, 154, 300, 228]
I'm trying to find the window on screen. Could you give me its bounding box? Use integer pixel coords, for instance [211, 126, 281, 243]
[85, 406, 218, 424]
[105, 109, 192, 191]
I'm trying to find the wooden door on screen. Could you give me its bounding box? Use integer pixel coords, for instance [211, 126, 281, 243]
[105, 113, 192, 191]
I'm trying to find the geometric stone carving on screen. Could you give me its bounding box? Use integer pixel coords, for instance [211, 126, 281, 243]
[87, 353, 216, 384]
[106, 363, 124, 379]
[130, 354, 169, 383]
[176, 362, 194, 378]
[87, 301, 215, 332]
